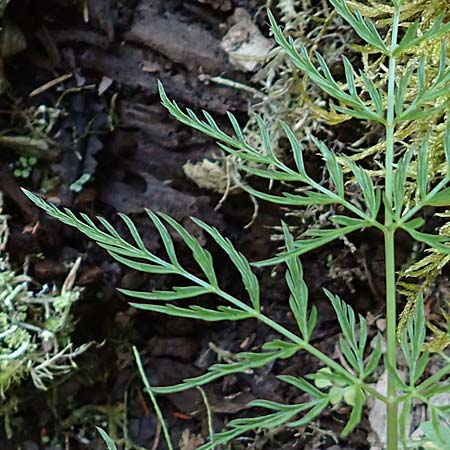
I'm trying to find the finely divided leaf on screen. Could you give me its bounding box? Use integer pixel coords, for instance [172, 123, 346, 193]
[130, 303, 254, 322]
[424, 187, 450, 207]
[417, 134, 430, 200]
[191, 218, 260, 311]
[328, 0, 388, 54]
[254, 223, 365, 267]
[395, 14, 450, 56]
[312, 136, 345, 197]
[119, 285, 212, 301]
[282, 223, 316, 340]
[150, 344, 299, 394]
[402, 225, 450, 255]
[158, 213, 218, 287]
[341, 388, 365, 436]
[159, 81, 251, 151]
[267, 10, 382, 122]
[343, 157, 378, 217]
[96, 428, 118, 450]
[325, 289, 368, 375]
[393, 148, 414, 216]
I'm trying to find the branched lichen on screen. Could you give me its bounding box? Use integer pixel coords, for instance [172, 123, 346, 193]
[0, 257, 91, 397]
[0, 195, 90, 434]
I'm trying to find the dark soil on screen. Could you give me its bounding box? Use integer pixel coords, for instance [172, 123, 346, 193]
[0, 1, 385, 449]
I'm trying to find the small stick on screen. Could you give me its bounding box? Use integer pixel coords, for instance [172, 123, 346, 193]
[83, 0, 89, 23]
[137, 387, 151, 416]
[151, 422, 161, 450]
[29, 73, 73, 97]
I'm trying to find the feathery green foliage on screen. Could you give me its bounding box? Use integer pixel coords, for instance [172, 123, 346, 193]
[23, 0, 450, 448]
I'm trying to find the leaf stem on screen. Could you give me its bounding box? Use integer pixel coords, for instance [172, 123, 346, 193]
[214, 287, 388, 403]
[179, 264, 389, 402]
[133, 347, 174, 450]
[259, 313, 388, 403]
[385, 230, 399, 449]
[385, 6, 401, 450]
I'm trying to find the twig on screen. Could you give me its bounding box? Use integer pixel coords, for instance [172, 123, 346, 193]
[151, 422, 161, 450]
[198, 73, 267, 99]
[137, 387, 151, 416]
[29, 74, 73, 98]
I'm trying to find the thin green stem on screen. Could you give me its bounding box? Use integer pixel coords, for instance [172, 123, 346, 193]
[133, 346, 174, 450]
[197, 387, 216, 449]
[218, 289, 388, 403]
[385, 230, 399, 449]
[385, 28, 399, 207]
[259, 309, 388, 403]
[181, 267, 388, 403]
[384, 7, 401, 450]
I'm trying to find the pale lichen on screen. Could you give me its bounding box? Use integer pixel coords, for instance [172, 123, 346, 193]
[0, 194, 90, 435]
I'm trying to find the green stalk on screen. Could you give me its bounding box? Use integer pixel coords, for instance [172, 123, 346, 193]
[133, 346, 174, 450]
[217, 289, 388, 403]
[385, 230, 398, 450]
[385, 7, 401, 450]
